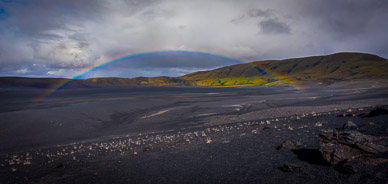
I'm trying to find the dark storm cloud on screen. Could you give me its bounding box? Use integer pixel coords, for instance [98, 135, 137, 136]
[289, 0, 388, 57]
[0, 0, 157, 68]
[1, 1, 98, 36]
[248, 9, 273, 18]
[294, 0, 388, 39]
[0, 0, 387, 78]
[258, 18, 290, 34]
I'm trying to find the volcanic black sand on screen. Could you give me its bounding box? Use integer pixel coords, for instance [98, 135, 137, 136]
[0, 85, 388, 183]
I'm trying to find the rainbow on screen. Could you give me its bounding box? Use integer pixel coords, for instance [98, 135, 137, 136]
[37, 50, 300, 101]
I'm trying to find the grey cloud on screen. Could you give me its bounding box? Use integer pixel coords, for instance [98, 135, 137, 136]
[229, 15, 246, 24]
[248, 9, 273, 17]
[293, 0, 388, 38]
[258, 18, 290, 34]
[287, 0, 388, 58]
[31, 38, 94, 68]
[230, 8, 273, 24]
[0, 0, 387, 78]
[123, 52, 237, 68]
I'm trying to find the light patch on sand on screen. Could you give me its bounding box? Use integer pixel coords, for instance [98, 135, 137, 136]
[207, 93, 220, 95]
[197, 113, 217, 116]
[223, 104, 243, 108]
[223, 104, 243, 111]
[141, 109, 173, 119]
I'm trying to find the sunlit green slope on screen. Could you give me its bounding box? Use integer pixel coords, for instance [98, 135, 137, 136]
[179, 52, 388, 87]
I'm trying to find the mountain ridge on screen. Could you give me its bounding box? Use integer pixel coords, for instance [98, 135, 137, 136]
[1, 52, 387, 88]
[179, 52, 388, 87]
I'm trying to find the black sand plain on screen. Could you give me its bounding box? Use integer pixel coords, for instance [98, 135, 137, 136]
[0, 84, 388, 183]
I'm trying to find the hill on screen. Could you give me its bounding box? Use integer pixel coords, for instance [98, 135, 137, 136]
[1, 52, 387, 88]
[0, 76, 187, 88]
[179, 52, 388, 87]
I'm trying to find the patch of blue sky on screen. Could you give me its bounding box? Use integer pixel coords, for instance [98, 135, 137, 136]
[0, 7, 9, 21]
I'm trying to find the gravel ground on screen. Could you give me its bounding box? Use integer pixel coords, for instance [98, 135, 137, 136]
[0, 86, 387, 183]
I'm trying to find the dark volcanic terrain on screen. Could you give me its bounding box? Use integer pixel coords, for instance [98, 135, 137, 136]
[0, 85, 388, 183]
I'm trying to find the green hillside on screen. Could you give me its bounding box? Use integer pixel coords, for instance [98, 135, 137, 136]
[179, 52, 388, 87]
[1, 52, 387, 88]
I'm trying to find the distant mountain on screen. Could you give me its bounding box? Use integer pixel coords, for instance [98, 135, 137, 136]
[0, 76, 187, 88]
[179, 52, 388, 87]
[1, 52, 387, 88]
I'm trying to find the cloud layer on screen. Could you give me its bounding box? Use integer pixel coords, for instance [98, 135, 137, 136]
[0, 0, 387, 78]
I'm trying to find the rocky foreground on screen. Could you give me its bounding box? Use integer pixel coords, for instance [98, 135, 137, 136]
[0, 106, 387, 184]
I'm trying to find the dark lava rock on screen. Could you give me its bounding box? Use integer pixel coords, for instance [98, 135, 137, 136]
[362, 107, 388, 117]
[318, 129, 388, 165]
[335, 161, 358, 174]
[278, 163, 301, 172]
[339, 113, 353, 117]
[262, 124, 271, 130]
[277, 140, 296, 150]
[359, 157, 388, 166]
[342, 121, 358, 129]
[292, 149, 330, 166]
[361, 122, 375, 126]
[55, 163, 64, 168]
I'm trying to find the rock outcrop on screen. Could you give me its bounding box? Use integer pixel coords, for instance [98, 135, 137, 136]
[277, 140, 296, 150]
[318, 129, 388, 165]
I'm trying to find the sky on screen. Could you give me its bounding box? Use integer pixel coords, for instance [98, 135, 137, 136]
[0, 0, 387, 78]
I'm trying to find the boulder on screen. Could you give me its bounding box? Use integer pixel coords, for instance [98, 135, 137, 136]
[318, 129, 388, 165]
[262, 124, 271, 130]
[342, 121, 358, 129]
[277, 140, 296, 150]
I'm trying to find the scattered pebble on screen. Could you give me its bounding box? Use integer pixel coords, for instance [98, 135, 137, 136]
[1, 106, 383, 178]
[143, 147, 151, 152]
[315, 122, 323, 127]
[362, 122, 375, 126]
[206, 137, 212, 144]
[23, 160, 31, 165]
